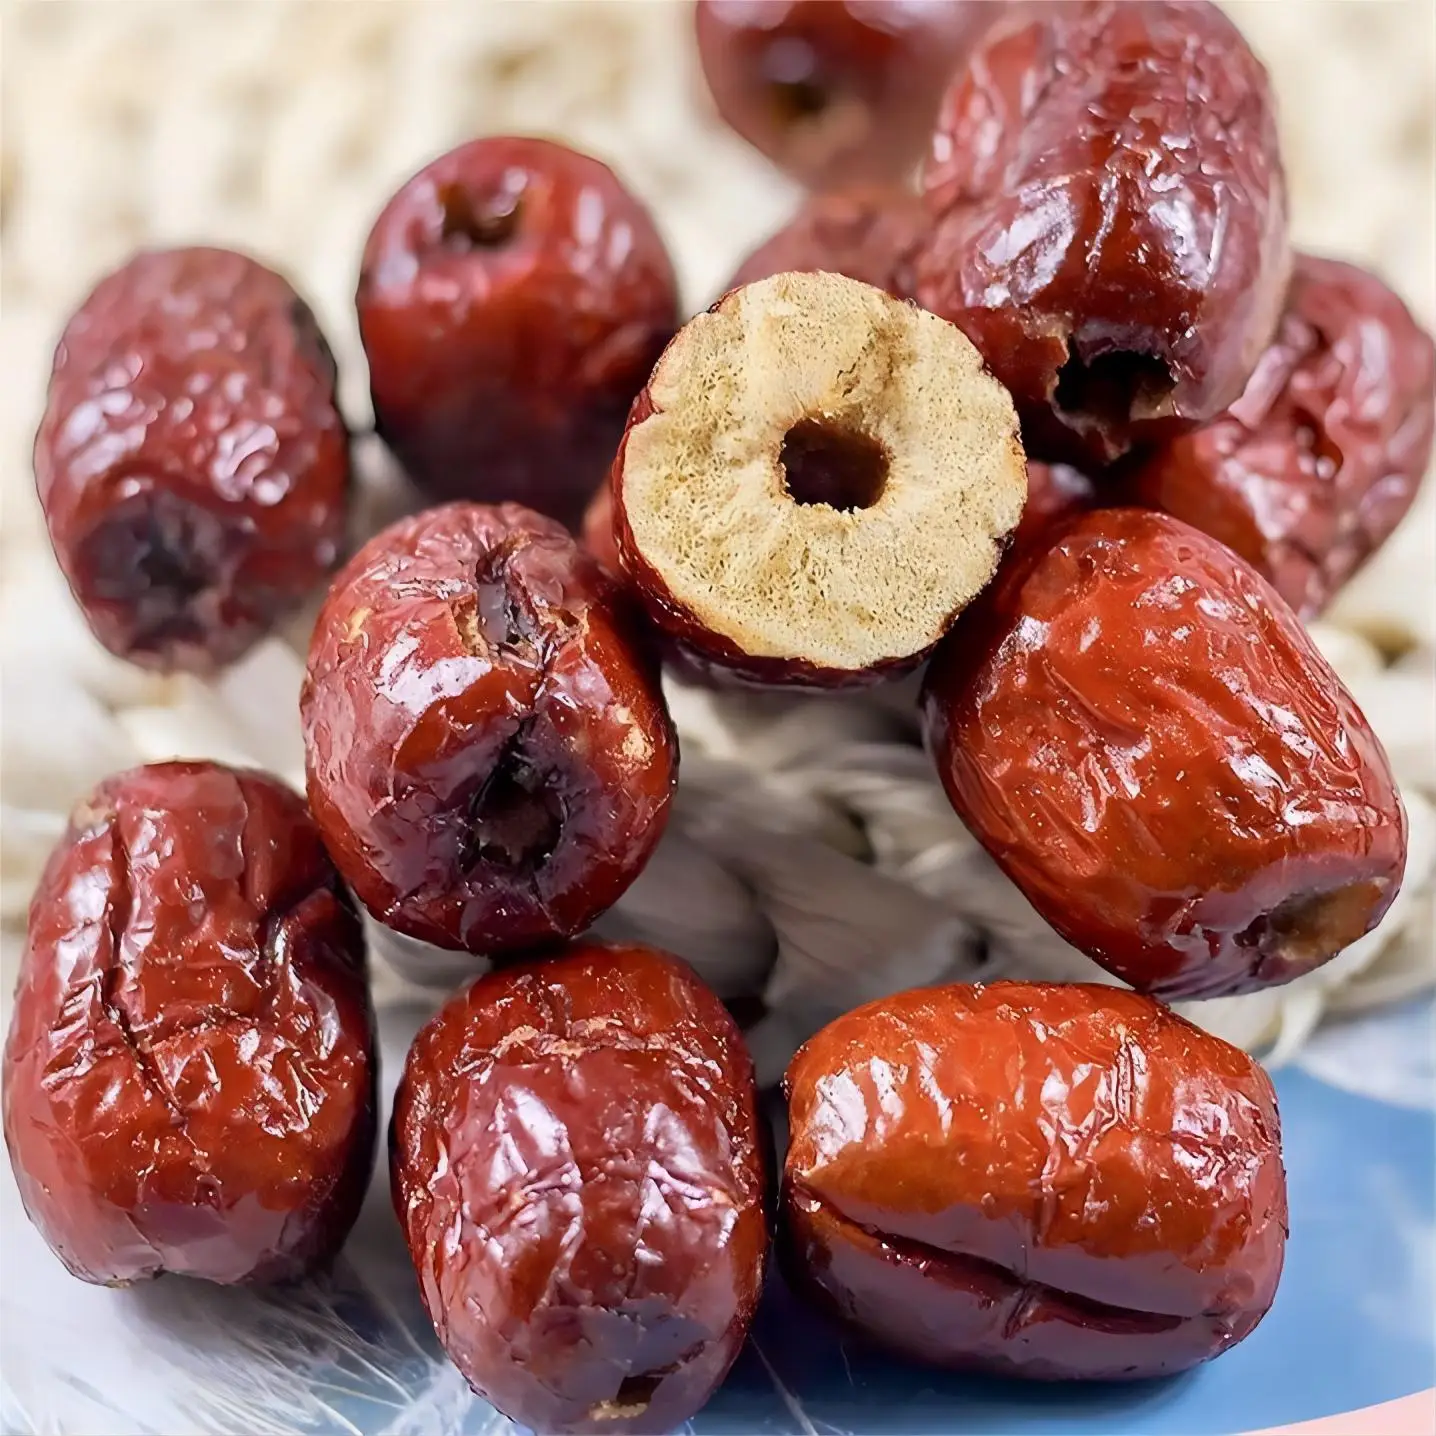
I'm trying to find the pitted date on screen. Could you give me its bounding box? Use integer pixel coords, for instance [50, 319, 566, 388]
[301, 502, 676, 957]
[357, 137, 678, 528]
[922, 508, 1406, 999]
[783, 981, 1288, 1380]
[610, 271, 1026, 688]
[391, 942, 768, 1434]
[695, 1, 999, 190]
[1131, 253, 1436, 616]
[724, 186, 926, 299]
[2, 762, 376, 1286]
[914, 0, 1290, 469]
[34, 247, 350, 673]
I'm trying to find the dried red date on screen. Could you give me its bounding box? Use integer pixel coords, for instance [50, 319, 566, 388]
[391, 942, 768, 1434]
[301, 502, 676, 956]
[611, 271, 1025, 687]
[34, 247, 350, 673]
[922, 508, 1406, 999]
[2, 762, 376, 1286]
[915, 0, 1290, 469]
[1011, 460, 1097, 556]
[1130, 253, 1436, 617]
[357, 137, 678, 528]
[783, 981, 1287, 1380]
[724, 186, 926, 298]
[580, 480, 622, 575]
[696, 1, 1000, 189]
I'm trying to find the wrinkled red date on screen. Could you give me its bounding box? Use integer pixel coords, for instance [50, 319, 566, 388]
[915, 0, 1290, 469]
[922, 508, 1407, 1000]
[391, 942, 768, 1434]
[301, 502, 676, 957]
[2, 761, 376, 1286]
[34, 247, 351, 673]
[695, 1, 1001, 189]
[724, 186, 926, 298]
[784, 981, 1288, 1380]
[1130, 253, 1436, 616]
[357, 137, 678, 528]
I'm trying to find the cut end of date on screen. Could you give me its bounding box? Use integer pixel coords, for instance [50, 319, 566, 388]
[614, 271, 1026, 683]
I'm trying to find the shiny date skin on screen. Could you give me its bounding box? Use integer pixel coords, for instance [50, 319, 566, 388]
[34, 247, 351, 674]
[696, 1, 1001, 190]
[357, 137, 678, 529]
[581, 480, 622, 575]
[391, 943, 768, 1435]
[2, 762, 376, 1286]
[1011, 460, 1097, 557]
[1131, 253, 1436, 617]
[915, 0, 1289, 469]
[783, 981, 1288, 1380]
[301, 502, 676, 957]
[922, 508, 1407, 1000]
[724, 185, 926, 298]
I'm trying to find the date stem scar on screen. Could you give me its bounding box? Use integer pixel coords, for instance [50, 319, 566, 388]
[1053, 344, 1176, 432]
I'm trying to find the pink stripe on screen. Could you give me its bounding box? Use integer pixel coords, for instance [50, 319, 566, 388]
[1246, 1390, 1436, 1435]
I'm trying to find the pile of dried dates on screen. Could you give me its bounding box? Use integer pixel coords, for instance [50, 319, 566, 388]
[6, 3, 1433, 1433]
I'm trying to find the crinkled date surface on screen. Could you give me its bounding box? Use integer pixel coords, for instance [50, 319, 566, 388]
[2, 761, 376, 1286]
[783, 981, 1287, 1380]
[34, 246, 350, 673]
[1131, 252, 1436, 617]
[390, 942, 768, 1434]
[915, 0, 1289, 469]
[357, 137, 678, 529]
[695, 0, 1000, 190]
[922, 508, 1406, 999]
[301, 502, 676, 956]
[724, 186, 926, 298]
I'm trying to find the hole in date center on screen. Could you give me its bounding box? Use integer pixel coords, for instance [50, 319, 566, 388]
[458, 756, 563, 873]
[438, 181, 523, 251]
[780, 418, 889, 512]
[1054, 344, 1176, 431]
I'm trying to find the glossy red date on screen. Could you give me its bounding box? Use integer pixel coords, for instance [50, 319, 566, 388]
[3, 762, 376, 1286]
[1131, 253, 1436, 616]
[915, 0, 1290, 469]
[391, 942, 768, 1434]
[922, 508, 1407, 999]
[357, 137, 678, 528]
[783, 981, 1288, 1380]
[34, 247, 350, 673]
[301, 502, 676, 957]
[724, 186, 926, 299]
